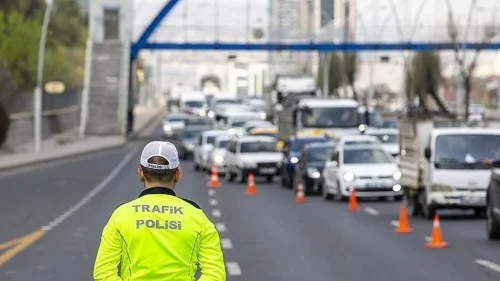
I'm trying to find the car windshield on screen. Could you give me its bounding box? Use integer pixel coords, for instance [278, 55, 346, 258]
[291, 138, 329, 152]
[217, 140, 228, 148]
[344, 139, 378, 145]
[343, 148, 394, 164]
[380, 120, 398, 128]
[206, 136, 217, 145]
[358, 111, 383, 127]
[184, 101, 204, 108]
[187, 118, 211, 126]
[183, 129, 203, 139]
[369, 133, 398, 144]
[166, 116, 187, 122]
[216, 99, 238, 105]
[301, 107, 358, 128]
[434, 134, 500, 170]
[240, 141, 277, 153]
[252, 133, 277, 138]
[230, 121, 248, 127]
[306, 146, 334, 162]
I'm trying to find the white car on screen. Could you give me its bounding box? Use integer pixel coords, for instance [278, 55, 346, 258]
[366, 128, 399, 157]
[224, 135, 282, 183]
[322, 144, 402, 201]
[162, 113, 189, 138]
[208, 135, 231, 175]
[193, 130, 228, 171]
[226, 116, 261, 135]
[337, 135, 381, 147]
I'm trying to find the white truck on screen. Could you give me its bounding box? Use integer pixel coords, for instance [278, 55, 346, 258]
[166, 85, 196, 112]
[399, 115, 500, 219]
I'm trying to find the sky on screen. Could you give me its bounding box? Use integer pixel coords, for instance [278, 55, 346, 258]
[133, 0, 270, 42]
[352, 0, 500, 42]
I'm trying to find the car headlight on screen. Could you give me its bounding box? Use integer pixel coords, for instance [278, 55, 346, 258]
[184, 143, 194, 150]
[163, 125, 172, 131]
[307, 167, 321, 179]
[290, 156, 299, 164]
[392, 171, 402, 181]
[343, 172, 355, 182]
[199, 110, 206, 116]
[228, 128, 235, 134]
[208, 111, 214, 118]
[260, 112, 266, 119]
[213, 155, 224, 164]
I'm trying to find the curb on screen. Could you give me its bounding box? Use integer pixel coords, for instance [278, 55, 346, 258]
[0, 107, 165, 172]
[128, 106, 166, 139]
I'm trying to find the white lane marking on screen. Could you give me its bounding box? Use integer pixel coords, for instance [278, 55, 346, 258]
[221, 238, 233, 249]
[391, 220, 399, 227]
[212, 209, 221, 217]
[475, 259, 500, 273]
[215, 223, 227, 232]
[41, 147, 138, 231]
[364, 207, 379, 215]
[209, 199, 218, 206]
[425, 236, 431, 242]
[208, 189, 215, 196]
[226, 262, 242, 276]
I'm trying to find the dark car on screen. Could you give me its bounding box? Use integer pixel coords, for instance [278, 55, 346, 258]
[379, 119, 398, 129]
[185, 116, 213, 128]
[179, 125, 211, 159]
[280, 136, 332, 189]
[486, 159, 500, 239]
[294, 142, 335, 195]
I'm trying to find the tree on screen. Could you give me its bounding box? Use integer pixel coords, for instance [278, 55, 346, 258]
[446, 0, 499, 121]
[409, 52, 452, 116]
[0, 61, 15, 147]
[328, 53, 343, 96]
[342, 52, 359, 101]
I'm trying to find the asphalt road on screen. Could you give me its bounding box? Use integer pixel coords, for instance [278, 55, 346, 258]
[1, 127, 500, 281]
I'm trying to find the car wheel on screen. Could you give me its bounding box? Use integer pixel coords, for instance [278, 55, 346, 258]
[194, 162, 199, 171]
[474, 207, 486, 218]
[225, 170, 235, 182]
[487, 200, 500, 240]
[266, 176, 273, 183]
[323, 181, 333, 201]
[335, 181, 347, 202]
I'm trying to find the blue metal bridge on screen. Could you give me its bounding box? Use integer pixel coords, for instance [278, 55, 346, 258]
[130, 0, 500, 61]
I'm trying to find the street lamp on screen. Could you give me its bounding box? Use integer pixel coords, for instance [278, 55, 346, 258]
[34, 0, 54, 154]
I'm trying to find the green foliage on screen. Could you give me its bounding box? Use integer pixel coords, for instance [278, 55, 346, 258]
[0, 10, 41, 89]
[0, 0, 87, 91]
[328, 53, 343, 93]
[410, 52, 441, 100]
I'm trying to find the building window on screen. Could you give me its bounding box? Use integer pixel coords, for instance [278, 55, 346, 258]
[103, 8, 120, 40]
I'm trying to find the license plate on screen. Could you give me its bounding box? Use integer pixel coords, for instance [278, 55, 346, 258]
[259, 168, 276, 174]
[365, 182, 384, 188]
[461, 196, 484, 203]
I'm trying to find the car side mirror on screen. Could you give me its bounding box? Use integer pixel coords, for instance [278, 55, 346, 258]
[424, 147, 431, 159]
[326, 160, 338, 168]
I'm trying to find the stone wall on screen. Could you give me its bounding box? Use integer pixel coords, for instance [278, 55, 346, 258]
[4, 106, 80, 148]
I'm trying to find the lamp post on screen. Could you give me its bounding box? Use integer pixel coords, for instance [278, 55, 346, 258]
[34, 0, 54, 154]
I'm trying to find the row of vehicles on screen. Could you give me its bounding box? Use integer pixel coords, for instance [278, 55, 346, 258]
[164, 74, 500, 241]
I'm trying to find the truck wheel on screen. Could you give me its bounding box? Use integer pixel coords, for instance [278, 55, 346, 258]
[422, 204, 436, 220]
[405, 193, 421, 217]
[487, 201, 500, 240]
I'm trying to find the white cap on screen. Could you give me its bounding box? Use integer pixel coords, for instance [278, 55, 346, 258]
[140, 141, 180, 170]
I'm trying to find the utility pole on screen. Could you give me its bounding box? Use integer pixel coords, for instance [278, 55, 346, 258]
[33, 0, 54, 154]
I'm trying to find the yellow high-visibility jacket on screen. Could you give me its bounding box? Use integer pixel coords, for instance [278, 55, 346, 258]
[93, 187, 226, 281]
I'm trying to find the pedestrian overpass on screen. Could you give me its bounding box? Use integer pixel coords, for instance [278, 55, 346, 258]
[81, 0, 500, 136]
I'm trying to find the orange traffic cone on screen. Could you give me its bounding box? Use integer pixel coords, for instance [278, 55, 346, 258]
[295, 180, 305, 203]
[245, 173, 257, 196]
[347, 188, 359, 211]
[426, 215, 448, 248]
[207, 165, 221, 188]
[395, 205, 413, 233]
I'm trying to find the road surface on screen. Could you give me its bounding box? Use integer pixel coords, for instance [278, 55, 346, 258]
[1, 127, 500, 281]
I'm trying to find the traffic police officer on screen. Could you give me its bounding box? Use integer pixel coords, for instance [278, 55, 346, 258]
[93, 141, 226, 281]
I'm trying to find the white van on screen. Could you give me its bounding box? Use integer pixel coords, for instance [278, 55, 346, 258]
[179, 92, 208, 116]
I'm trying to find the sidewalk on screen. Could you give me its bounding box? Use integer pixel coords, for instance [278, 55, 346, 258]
[0, 105, 166, 171]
